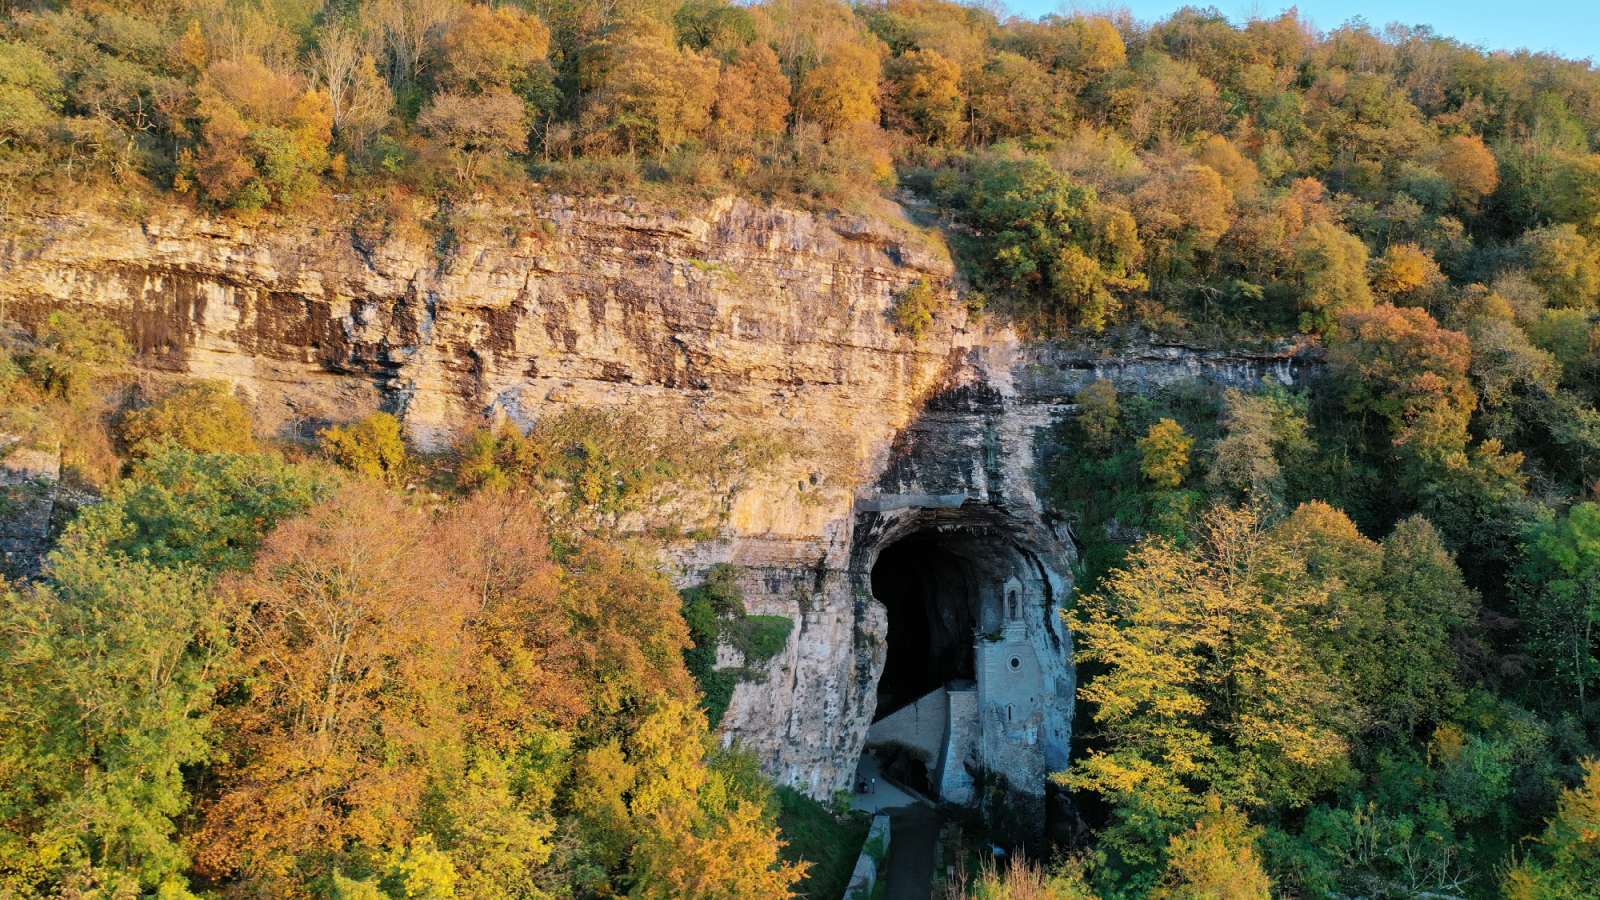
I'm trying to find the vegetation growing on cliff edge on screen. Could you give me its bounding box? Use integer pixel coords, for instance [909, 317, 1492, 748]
[3, 0, 1600, 340]
[0, 318, 814, 900]
[5, 1, 1600, 897]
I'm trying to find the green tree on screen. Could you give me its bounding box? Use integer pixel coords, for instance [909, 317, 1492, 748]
[0, 39, 63, 149]
[1521, 503, 1600, 718]
[1278, 505, 1478, 731]
[0, 549, 227, 898]
[958, 157, 1145, 331]
[64, 449, 319, 573]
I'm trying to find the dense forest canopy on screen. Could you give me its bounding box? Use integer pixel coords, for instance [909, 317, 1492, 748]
[1, 0, 1598, 337]
[3, 1, 1600, 899]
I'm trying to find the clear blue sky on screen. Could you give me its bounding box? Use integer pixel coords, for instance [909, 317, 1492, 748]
[1001, 1, 1600, 63]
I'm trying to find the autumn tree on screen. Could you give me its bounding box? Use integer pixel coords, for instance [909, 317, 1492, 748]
[1075, 379, 1121, 454]
[1521, 224, 1600, 309]
[1059, 15, 1128, 78]
[308, 23, 392, 151]
[417, 89, 529, 184]
[1370, 243, 1444, 303]
[320, 412, 411, 485]
[968, 52, 1054, 142]
[884, 48, 964, 145]
[579, 19, 719, 154]
[1205, 385, 1311, 502]
[120, 380, 257, 458]
[710, 42, 791, 145]
[366, 0, 461, 87]
[1330, 303, 1530, 557]
[186, 58, 333, 211]
[795, 41, 881, 135]
[1150, 798, 1272, 900]
[1435, 133, 1498, 209]
[1293, 222, 1373, 331]
[435, 5, 551, 95]
[197, 485, 463, 885]
[1196, 134, 1261, 200]
[1130, 161, 1234, 288]
[1502, 758, 1600, 899]
[1139, 418, 1193, 490]
[1329, 303, 1474, 456]
[1063, 504, 1356, 856]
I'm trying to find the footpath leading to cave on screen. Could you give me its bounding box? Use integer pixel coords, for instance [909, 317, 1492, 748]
[883, 803, 942, 900]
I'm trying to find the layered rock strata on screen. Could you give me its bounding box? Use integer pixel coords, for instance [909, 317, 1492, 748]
[0, 196, 1315, 798]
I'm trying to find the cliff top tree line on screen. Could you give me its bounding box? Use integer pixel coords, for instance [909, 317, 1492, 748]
[1, 1, 1600, 899]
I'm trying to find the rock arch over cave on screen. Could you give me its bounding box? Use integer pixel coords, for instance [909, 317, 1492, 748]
[850, 502, 1077, 812]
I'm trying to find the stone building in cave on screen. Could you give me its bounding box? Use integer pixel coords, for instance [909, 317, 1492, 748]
[853, 492, 1072, 815]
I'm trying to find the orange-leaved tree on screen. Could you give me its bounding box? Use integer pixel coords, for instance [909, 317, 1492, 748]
[197, 484, 799, 898]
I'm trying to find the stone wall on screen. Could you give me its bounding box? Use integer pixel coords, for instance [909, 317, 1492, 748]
[865, 687, 949, 765]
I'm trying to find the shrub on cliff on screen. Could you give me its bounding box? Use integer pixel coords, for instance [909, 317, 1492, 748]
[320, 412, 411, 486]
[891, 278, 939, 339]
[121, 380, 257, 459]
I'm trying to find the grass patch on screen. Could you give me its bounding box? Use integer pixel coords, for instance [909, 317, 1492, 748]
[775, 786, 870, 900]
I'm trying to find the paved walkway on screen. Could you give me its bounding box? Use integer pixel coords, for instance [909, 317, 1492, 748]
[849, 752, 920, 814]
[883, 803, 942, 900]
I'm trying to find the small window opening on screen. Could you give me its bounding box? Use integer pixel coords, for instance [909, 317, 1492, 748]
[1009, 656, 1022, 670]
[1007, 590, 1018, 619]
[1006, 704, 1014, 721]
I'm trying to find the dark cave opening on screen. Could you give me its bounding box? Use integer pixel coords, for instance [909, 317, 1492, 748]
[869, 536, 979, 721]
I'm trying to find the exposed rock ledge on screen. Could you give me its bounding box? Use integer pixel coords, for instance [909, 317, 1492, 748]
[0, 195, 1313, 798]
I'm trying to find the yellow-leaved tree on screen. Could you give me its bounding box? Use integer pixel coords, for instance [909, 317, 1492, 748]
[579, 19, 720, 154]
[1138, 418, 1193, 490]
[1060, 503, 1357, 858]
[795, 41, 881, 135]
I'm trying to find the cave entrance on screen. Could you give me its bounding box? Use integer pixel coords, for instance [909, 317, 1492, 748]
[870, 536, 979, 719]
[851, 512, 1069, 817]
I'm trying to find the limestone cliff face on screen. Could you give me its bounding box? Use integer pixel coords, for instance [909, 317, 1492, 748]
[0, 195, 1315, 798]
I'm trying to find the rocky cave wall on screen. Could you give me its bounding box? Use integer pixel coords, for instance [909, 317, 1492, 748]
[0, 196, 1318, 798]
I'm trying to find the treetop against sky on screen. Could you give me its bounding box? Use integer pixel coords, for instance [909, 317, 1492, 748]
[1006, 1, 1600, 62]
